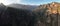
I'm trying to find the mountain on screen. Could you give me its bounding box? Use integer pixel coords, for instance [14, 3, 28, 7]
[7, 4, 38, 11]
[0, 3, 6, 15]
[34, 2, 60, 14]
[33, 2, 60, 26]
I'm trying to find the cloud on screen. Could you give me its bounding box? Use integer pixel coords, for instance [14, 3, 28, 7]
[0, 0, 22, 5]
[0, 0, 40, 5]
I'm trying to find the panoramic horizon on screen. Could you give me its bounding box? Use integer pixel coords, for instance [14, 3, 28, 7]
[0, 0, 60, 26]
[0, 0, 60, 5]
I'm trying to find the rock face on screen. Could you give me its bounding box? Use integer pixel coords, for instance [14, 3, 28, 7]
[33, 2, 60, 26]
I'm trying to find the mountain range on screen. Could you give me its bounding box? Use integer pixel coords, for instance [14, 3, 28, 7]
[6, 4, 38, 11]
[0, 2, 60, 14]
[0, 2, 60, 26]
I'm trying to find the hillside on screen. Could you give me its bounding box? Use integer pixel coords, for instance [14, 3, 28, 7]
[33, 2, 60, 26]
[34, 2, 60, 14]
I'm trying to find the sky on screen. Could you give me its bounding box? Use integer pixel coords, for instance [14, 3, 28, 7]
[0, 0, 60, 5]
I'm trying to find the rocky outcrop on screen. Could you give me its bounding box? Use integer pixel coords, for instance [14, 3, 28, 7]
[33, 2, 60, 26]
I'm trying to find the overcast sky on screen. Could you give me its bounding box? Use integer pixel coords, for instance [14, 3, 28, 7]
[0, 0, 60, 5]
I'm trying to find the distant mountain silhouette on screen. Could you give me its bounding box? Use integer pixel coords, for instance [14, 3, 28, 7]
[7, 4, 38, 10]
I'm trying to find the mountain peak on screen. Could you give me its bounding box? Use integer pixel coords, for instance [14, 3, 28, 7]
[52, 2, 58, 3]
[0, 3, 5, 6]
[51, 2, 55, 5]
[50, 2, 60, 5]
